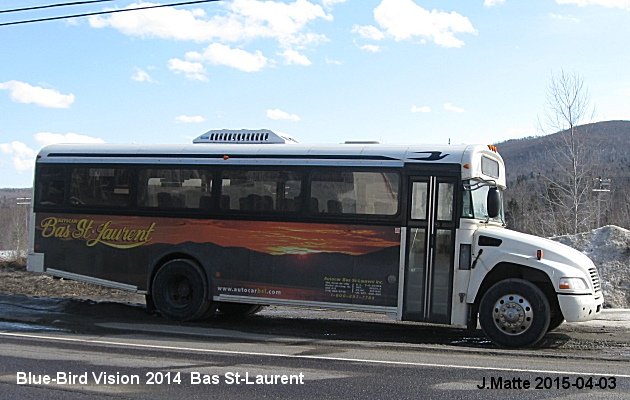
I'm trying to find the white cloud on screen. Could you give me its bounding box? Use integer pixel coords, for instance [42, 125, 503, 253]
[373, 0, 477, 48]
[228, 0, 332, 47]
[549, 13, 581, 22]
[0, 80, 74, 109]
[89, 1, 331, 72]
[322, 0, 348, 8]
[132, 67, 154, 82]
[556, 0, 630, 10]
[167, 58, 208, 81]
[34, 132, 105, 147]
[325, 57, 343, 65]
[352, 24, 385, 40]
[175, 115, 206, 123]
[187, 43, 269, 72]
[444, 102, 465, 113]
[266, 108, 301, 121]
[358, 44, 382, 53]
[411, 105, 431, 113]
[484, 0, 506, 7]
[89, 3, 217, 42]
[0, 141, 37, 171]
[281, 49, 312, 66]
[0, 132, 103, 173]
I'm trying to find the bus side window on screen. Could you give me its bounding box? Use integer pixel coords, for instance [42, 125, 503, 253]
[199, 195, 213, 211]
[220, 170, 302, 213]
[310, 170, 400, 216]
[139, 168, 211, 210]
[37, 166, 66, 206]
[327, 199, 342, 214]
[69, 167, 131, 208]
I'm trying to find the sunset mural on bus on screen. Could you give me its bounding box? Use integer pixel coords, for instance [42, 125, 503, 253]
[35, 214, 401, 307]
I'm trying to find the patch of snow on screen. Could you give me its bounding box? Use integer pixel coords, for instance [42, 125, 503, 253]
[0, 250, 26, 261]
[0, 251, 15, 261]
[553, 225, 630, 308]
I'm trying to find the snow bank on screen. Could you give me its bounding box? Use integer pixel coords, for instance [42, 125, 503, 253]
[553, 225, 630, 308]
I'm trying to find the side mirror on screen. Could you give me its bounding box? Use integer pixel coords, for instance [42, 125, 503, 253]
[487, 187, 500, 218]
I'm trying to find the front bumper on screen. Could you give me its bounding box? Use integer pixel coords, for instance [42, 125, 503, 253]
[558, 292, 604, 322]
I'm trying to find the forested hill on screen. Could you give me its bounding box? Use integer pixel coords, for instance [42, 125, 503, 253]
[497, 120, 630, 234]
[0, 188, 32, 252]
[497, 120, 630, 184]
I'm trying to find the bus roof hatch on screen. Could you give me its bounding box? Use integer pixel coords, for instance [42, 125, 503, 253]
[193, 129, 298, 144]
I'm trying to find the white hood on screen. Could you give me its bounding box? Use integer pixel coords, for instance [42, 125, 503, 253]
[471, 226, 599, 294]
[476, 227, 594, 270]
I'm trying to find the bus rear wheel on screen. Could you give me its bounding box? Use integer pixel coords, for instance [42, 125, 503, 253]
[151, 259, 211, 321]
[479, 279, 550, 348]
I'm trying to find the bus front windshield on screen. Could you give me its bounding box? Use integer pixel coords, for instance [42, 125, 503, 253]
[462, 180, 505, 224]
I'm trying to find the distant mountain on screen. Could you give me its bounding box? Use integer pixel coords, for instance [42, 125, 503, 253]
[497, 120, 630, 233]
[498, 120, 630, 184]
[0, 188, 31, 202]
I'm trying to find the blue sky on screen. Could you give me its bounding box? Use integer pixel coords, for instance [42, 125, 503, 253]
[1, 0, 629, 188]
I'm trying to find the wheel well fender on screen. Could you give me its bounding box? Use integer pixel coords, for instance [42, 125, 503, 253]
[471, 263, 561, 318]
[147, 252, 206, 295]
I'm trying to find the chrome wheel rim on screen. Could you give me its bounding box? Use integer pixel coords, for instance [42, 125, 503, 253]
[492, 294, 533, 335]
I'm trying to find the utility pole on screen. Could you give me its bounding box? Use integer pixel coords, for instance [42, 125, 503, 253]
[592, 178, 611, 228]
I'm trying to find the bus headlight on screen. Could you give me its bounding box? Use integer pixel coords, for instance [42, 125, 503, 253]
[558, 277, 589, 291]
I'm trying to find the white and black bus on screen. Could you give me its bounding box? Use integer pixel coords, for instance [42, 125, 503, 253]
[28, 129, 603, 347]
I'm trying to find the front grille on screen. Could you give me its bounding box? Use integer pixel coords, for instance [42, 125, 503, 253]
[589, 267, 601, 292]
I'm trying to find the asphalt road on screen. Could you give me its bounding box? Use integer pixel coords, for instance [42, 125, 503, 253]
[0, 295, 629, 399]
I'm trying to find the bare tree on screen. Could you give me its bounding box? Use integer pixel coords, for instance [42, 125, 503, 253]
[0, 193, 30, 261]
[538, 70, 597, 235]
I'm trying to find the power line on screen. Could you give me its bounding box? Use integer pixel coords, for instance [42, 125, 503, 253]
[0, 0, 221, 27]
[0, 1, 118, 15]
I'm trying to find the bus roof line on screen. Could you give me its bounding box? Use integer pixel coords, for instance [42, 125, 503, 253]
[45, 152, 400, 162]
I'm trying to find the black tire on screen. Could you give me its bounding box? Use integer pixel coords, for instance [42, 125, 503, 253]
[145, 294, 156, 315]
[151, 259, 211, 321]
[217, 302, 264, 318]
[479, 279, 550, 348]
[547, 308, 565, 332]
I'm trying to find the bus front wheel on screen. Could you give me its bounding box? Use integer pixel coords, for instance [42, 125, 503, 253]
[479, 279, 550, 348]
[217, 303, 265, 318]
[547, 308, 565, 332]
[151, 259, 212, 321]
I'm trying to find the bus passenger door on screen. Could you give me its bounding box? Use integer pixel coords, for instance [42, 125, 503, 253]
[402, 176, 456, 324]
